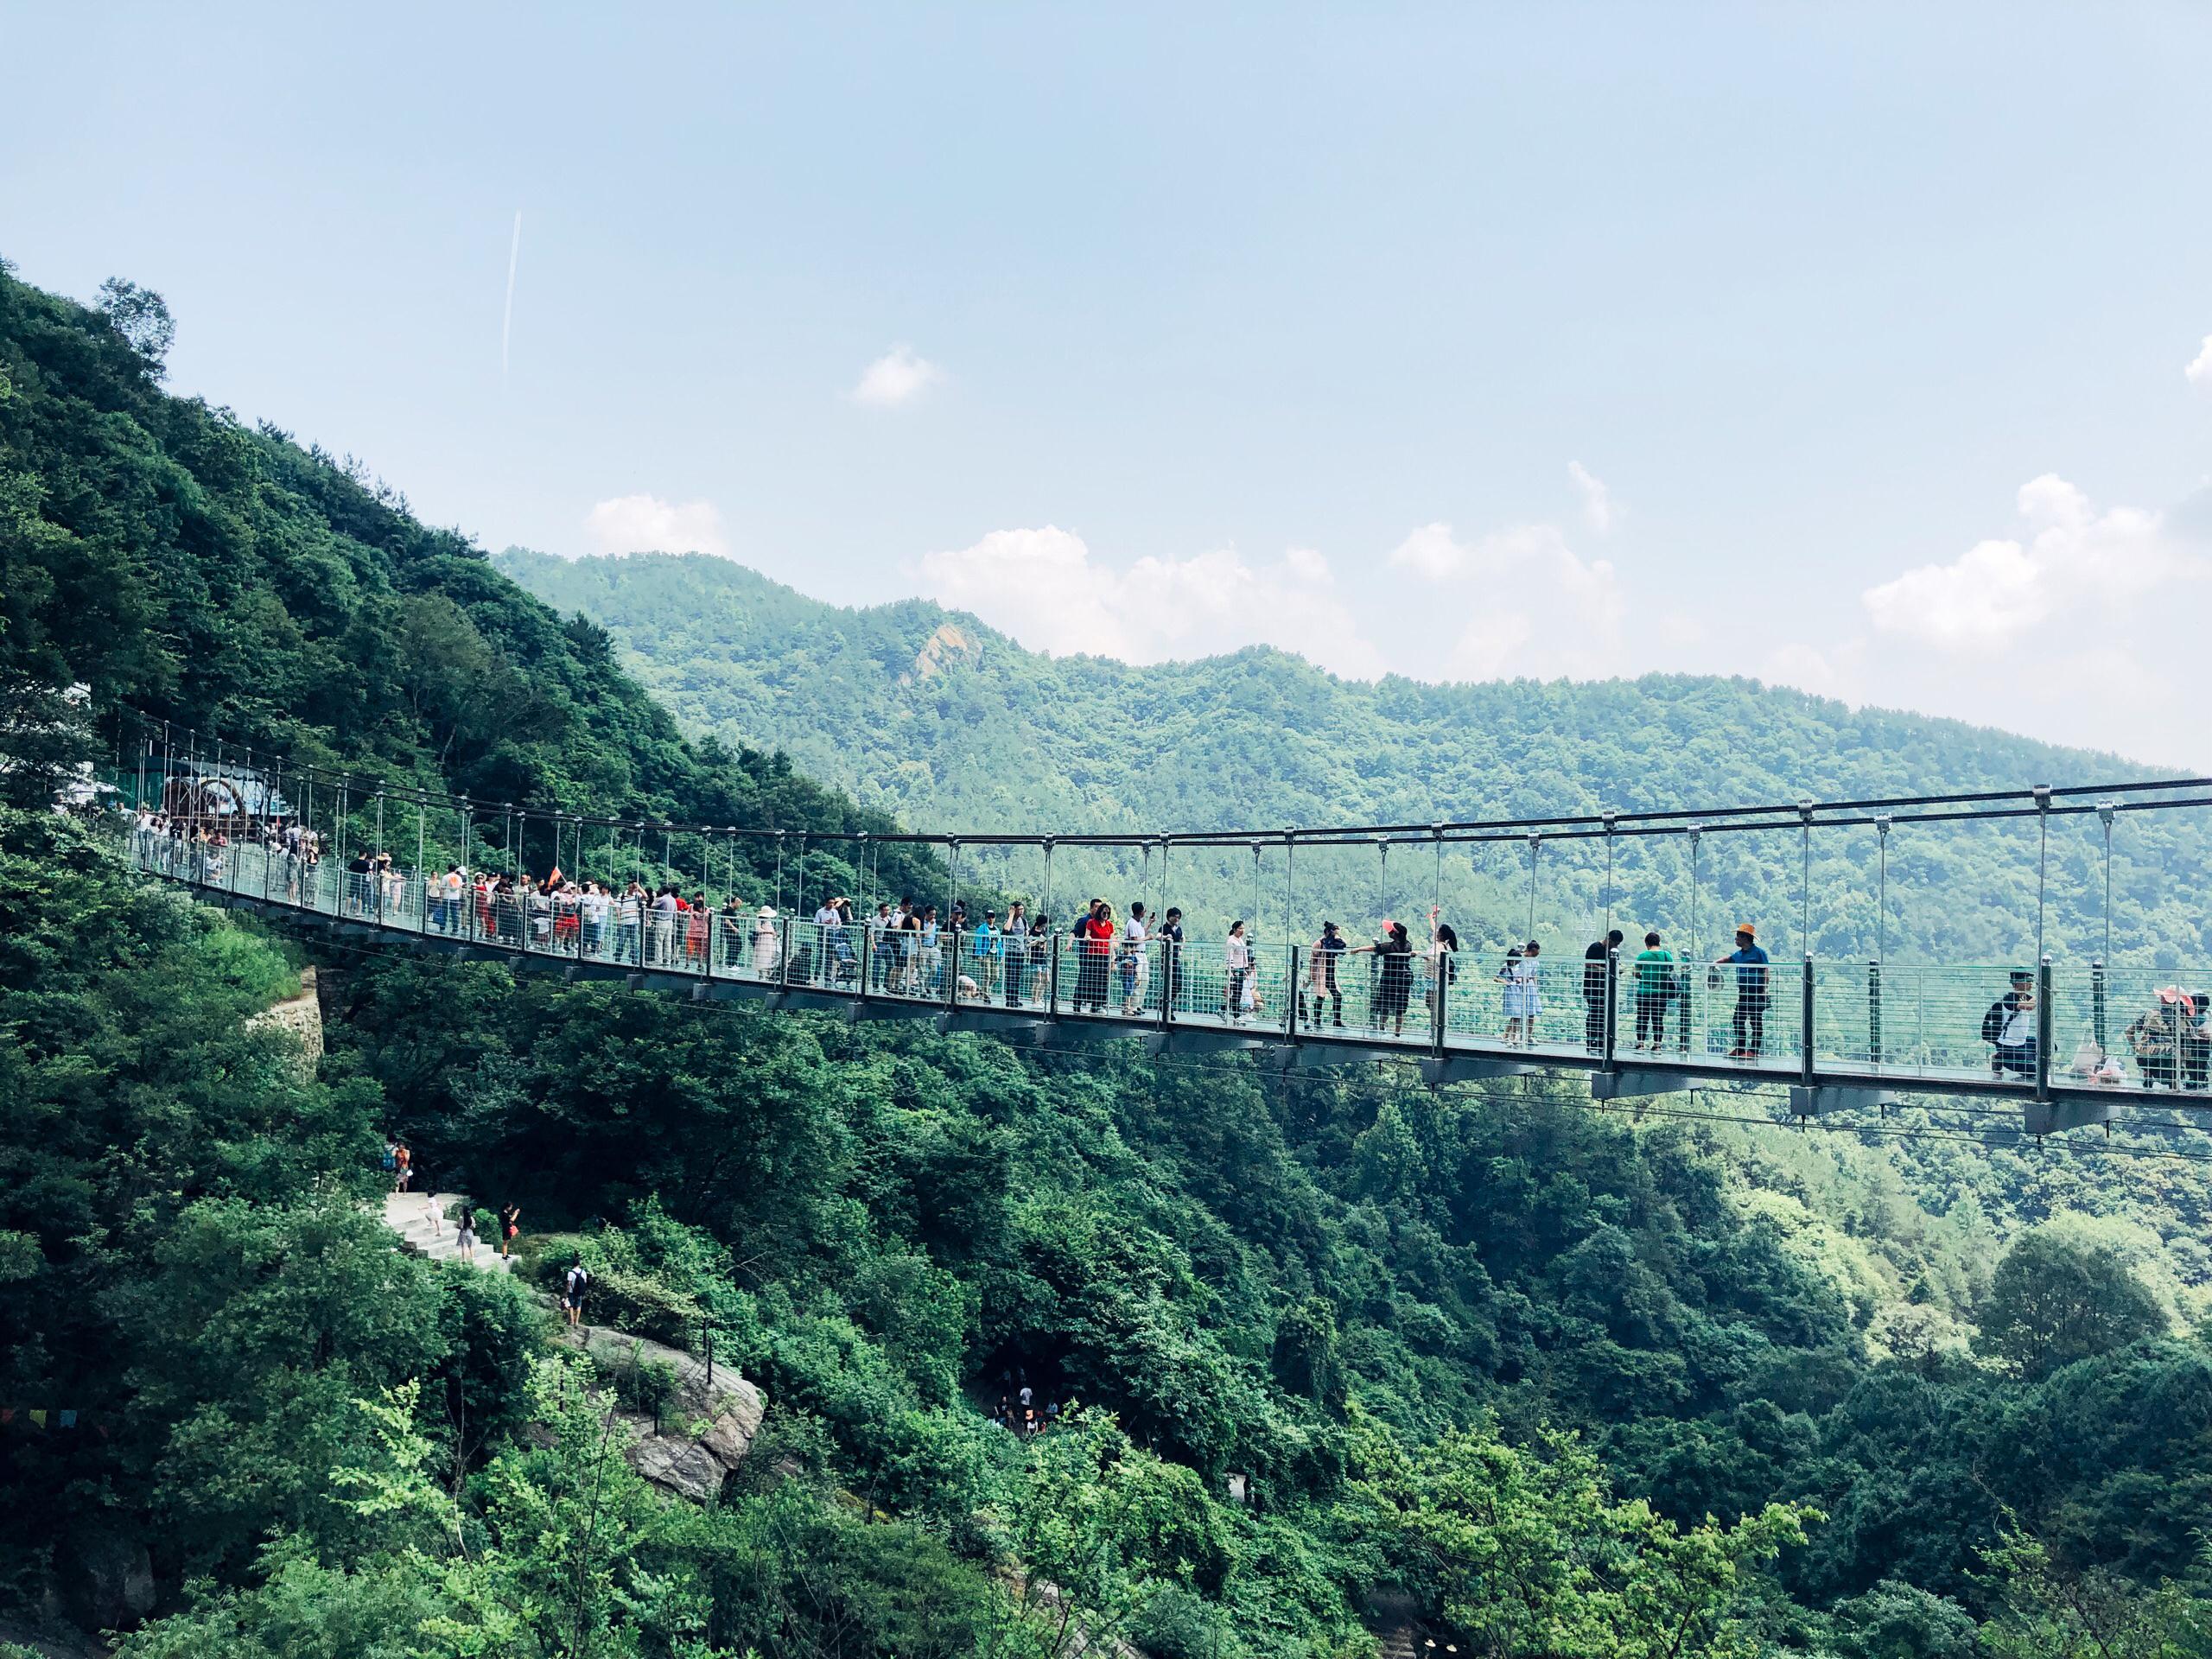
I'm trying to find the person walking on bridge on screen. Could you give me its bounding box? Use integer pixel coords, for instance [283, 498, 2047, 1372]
[1632, 932, 1675, 1051]
[1584, 930, 1624, 1053]
[1715, 925, 1770, 1059]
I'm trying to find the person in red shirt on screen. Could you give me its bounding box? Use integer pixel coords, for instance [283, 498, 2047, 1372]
[1075, 899, 1116, 1013]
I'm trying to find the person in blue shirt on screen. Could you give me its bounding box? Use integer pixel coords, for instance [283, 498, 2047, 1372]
[974, 908, 1002, 1000]
[1714, 924, 1770, 1058]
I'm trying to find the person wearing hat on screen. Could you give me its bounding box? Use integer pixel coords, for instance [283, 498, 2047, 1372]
[1713, 924, 1770, 1060]
[751, 904, 781, 977]
[1980, 969, 2038, 1077]
[2127, 987, 2192, 1089]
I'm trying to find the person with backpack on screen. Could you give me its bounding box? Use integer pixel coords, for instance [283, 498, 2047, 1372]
[563, 1259, 591, 1328]
[1632, 932, 1675, 1051]
[1981, 969, 2039, 1077]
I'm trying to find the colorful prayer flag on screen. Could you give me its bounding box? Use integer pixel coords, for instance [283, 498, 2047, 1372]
[29, 1410, 46, 1428]
[58, 1410, 77, 1428]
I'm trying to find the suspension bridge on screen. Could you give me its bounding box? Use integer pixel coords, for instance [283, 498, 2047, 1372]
[113, 722, 2212, 1141]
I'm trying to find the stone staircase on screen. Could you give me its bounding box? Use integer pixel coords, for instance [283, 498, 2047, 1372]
[382, 1191, 515, 1274]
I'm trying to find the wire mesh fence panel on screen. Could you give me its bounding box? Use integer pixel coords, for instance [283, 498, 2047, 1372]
[1808, 962, 2019, 1081]
[1168, 938, 1281, 1030]
[1670, 957, 1801, 1072]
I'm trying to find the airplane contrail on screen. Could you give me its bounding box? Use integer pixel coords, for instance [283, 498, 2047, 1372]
[501, 211, 522, 385]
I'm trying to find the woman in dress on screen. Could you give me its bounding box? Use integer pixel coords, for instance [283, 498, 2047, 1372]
[1500, 939, 1542, 1046]
[752, 905, 781, 977]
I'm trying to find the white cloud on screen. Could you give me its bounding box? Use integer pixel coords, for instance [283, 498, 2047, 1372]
[2186, 334, 2212, 389]
[850, 345, 944, 408]
[1860, 474, 2182, 651]
[1568, 461, 1617, 533]
[1385, 521, 1628, 680]
[912, 527, 1387, 680]
[1386, 522, 1469, 581]
[582, 493, 729, 558]
[1863, 538, 2048, 649]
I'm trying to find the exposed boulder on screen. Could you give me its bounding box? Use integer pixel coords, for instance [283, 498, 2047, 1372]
[56, 1526, 152, 1632]
[558, 1323, 765, 1502]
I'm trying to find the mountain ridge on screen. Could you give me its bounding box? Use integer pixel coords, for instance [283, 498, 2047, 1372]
[497, 546, 2209, 965]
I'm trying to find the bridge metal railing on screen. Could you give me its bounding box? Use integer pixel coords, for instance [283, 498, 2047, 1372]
[130, 832, 2212, 1103]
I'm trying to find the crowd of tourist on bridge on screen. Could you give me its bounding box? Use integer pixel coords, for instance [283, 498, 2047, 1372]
[132, 805, 2212, 1090]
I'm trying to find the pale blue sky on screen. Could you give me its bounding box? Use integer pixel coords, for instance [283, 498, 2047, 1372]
[8, 3, 2212, 760]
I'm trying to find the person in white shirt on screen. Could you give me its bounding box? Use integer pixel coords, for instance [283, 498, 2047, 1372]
[867, 902, 893, 989]
[651, 888, 679, 965]
[1224, 919, 1253, 1023]
[581, 881, 610, 957]
[1002, 903, 1031, 1007]
[617, 883, 644, 963]
[1121, 902, 1151, 1015]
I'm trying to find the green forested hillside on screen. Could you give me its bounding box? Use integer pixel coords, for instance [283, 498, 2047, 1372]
[0, 264, 938, 904]
[8, 267, 2212, 1659]
[499, 548, 2212, 969]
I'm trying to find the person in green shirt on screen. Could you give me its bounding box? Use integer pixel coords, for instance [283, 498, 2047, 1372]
[1632, 931, 1675, 1051]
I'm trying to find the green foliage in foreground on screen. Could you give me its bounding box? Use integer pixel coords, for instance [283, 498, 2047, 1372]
[323, 931, 2212, 1649]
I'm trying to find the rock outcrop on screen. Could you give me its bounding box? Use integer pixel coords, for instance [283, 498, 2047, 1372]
[246, 964, 322, 1071]
[558, 1324, 766, 1502]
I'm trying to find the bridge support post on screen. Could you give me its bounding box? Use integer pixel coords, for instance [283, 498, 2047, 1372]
[1601, 950, 1619, 1074]
[1420, 1053, 1543, 1087]
[2035, 957, 2055, 1104]
[1589, 1069, 1688, 1103]
[2024, 1095, 2120, 1136]
[1800, 957, 1816, 1088]
[1789, 1084, 1897, 1118]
